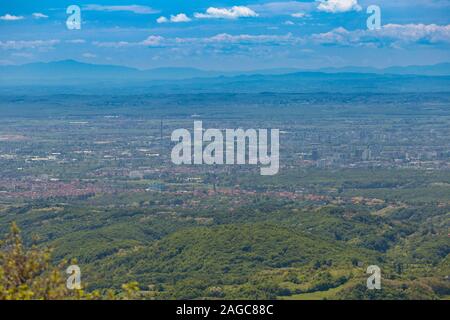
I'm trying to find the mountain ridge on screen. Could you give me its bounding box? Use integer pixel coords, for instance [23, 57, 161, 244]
[1, 60, 450, 83]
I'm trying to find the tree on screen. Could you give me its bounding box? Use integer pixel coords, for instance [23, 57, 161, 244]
[0, 222, 138, 300]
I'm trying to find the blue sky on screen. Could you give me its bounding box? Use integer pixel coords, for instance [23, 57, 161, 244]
[0, 0, 449, 70]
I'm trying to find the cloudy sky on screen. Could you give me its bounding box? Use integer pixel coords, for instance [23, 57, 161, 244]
[0, 0, 449, 70]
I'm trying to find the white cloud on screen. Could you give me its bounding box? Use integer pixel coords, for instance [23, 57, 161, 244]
[94, 33, 299, 49]
[311, 24, 450, 47]
[141, 35, 164, 46]
[284, 20, 295, 25]
[317, 0, 362, 13]
[32, 13, 49, 19]
[291, 12, 307, 18]
[380, 23, 450, 44]
[66, 39, 86, 44]
[12, 52, 34, 58]
[201, 33, 296, 45]
[93, 40, 132, 48]
[82, 53, 97, 58]
[90, 23, 450, 53]
[0, 40, 60, 50]
[84, 5, 158, 14]
[194, 6, 258, 19]
[359, 0, 450, 9]
[249, 2, 315, 16]
[156, 16, 169, 24]
[157, 13, 191, 23]
[170, 14, 191, 23]
[0, 14, 24, 21]
[93, 35, 164, 48]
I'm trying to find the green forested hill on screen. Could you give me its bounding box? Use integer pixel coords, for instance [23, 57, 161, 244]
[85, 223, 373, 297]
[0, 164, 448, 299]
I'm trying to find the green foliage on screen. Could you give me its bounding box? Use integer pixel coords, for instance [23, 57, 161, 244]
[0, 168, 448, 300]
[0, 223, 139, 300]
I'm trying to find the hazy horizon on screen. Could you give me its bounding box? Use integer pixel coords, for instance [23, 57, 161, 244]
[2, 58, 450, 72]
[1, 1, 449, 69]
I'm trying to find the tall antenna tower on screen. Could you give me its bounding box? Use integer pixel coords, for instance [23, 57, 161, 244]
[160, 119, 163, 160]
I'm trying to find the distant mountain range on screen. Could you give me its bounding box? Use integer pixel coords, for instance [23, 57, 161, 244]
[316, 64, 450, 76]
[0, 60, 449, 96]
[1, 60, 450, 85]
